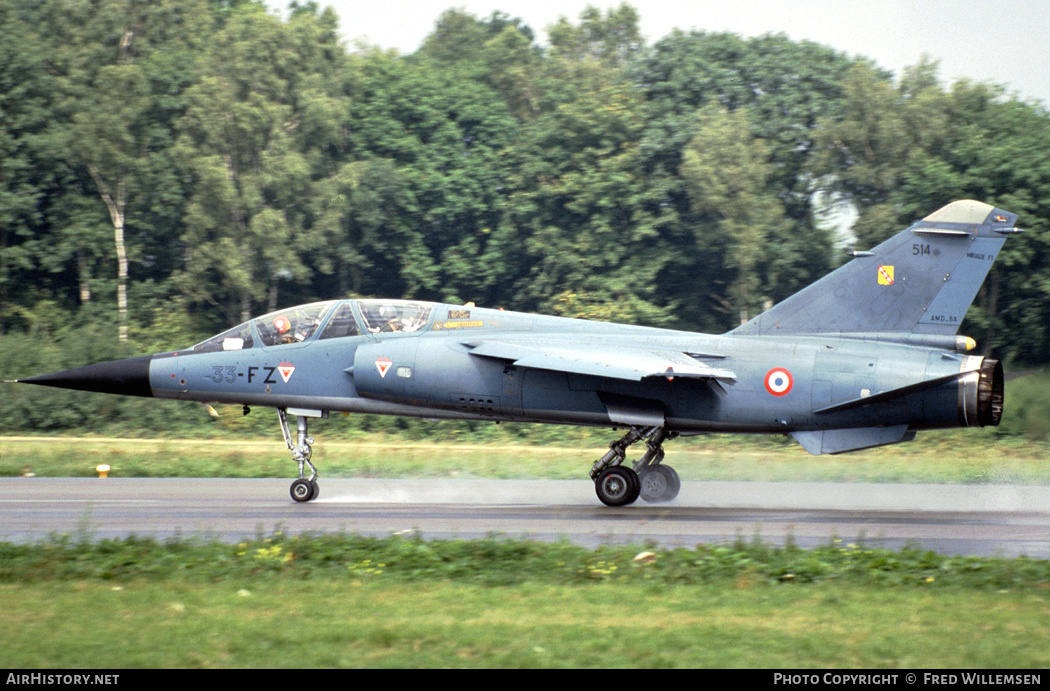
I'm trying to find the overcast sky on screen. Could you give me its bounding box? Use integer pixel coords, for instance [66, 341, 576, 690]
[270, 0, 1050, 108]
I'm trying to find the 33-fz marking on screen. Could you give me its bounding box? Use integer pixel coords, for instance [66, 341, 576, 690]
[209, 365, 285, 385]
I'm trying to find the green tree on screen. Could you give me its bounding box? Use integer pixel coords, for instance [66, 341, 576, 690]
[69, 0, 211, 341]
[341, 48, 520, 305]
[74, 23, 149, 344]
[630, 29, 854, 330]
[0, 4, 60, 334]
[680, 106, 787, 325]
[0, 0, 209, 340]
[501, 48, 666, 319]
[175, 4, 332, 323]
[807, 61, 919, 248]
[547, 3, 643, 69]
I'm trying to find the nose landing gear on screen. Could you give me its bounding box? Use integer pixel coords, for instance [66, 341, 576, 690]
[279, 408, 320, 502]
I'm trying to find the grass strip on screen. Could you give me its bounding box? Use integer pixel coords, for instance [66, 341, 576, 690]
[3, 531, 1048, 589]
[0, 533, 1048, 668]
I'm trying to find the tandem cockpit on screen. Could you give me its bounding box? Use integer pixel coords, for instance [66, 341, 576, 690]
[184, 299, 438, 503]
[191, 299, 436, 352]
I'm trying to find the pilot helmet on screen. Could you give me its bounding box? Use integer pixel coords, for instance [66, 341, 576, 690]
[274, 316, 291, 333]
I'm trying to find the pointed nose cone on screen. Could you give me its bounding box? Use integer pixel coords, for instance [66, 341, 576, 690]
[19, 355, 154, 398]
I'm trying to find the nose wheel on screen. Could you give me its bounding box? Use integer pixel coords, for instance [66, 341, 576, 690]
[290, 478, 319, 502]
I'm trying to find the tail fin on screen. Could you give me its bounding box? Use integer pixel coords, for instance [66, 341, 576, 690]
[731, 200, 1022, 336]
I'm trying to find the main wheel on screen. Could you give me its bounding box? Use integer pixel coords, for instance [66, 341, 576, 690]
[595, 466, 640, 507]
[290, 478, 316, 503]
[638, 465, 680, 503]
[663, 465, 681, 501]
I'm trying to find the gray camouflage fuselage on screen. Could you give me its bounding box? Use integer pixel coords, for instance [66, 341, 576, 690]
[146, 307, 988, 446]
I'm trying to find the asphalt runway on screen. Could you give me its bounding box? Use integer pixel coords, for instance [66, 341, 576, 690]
[2, 477, 1048, 558]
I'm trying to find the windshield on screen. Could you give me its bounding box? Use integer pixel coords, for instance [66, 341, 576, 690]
[192, 322, 255, 352]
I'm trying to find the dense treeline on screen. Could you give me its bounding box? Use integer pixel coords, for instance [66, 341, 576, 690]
[3, 0, 1050, 434]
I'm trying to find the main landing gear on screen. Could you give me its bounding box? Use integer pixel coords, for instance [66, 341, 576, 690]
[279, 408, 319, 502]
[589, 426, 681, 507]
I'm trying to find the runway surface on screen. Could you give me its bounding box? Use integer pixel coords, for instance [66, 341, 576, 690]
[2, 478, 1048, 558]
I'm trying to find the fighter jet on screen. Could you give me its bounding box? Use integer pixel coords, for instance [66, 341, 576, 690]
[16, 200, 1023, 506]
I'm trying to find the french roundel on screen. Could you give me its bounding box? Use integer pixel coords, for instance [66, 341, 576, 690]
[764, 368, 793, 396]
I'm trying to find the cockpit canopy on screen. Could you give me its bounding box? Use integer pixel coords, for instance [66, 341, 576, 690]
[357, 300, 433, 333]
[191, 300, 434, 352]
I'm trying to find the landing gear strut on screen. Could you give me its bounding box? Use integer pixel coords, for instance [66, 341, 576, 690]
[279, 408, 319, 502]
[590, 426, 680, 506]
